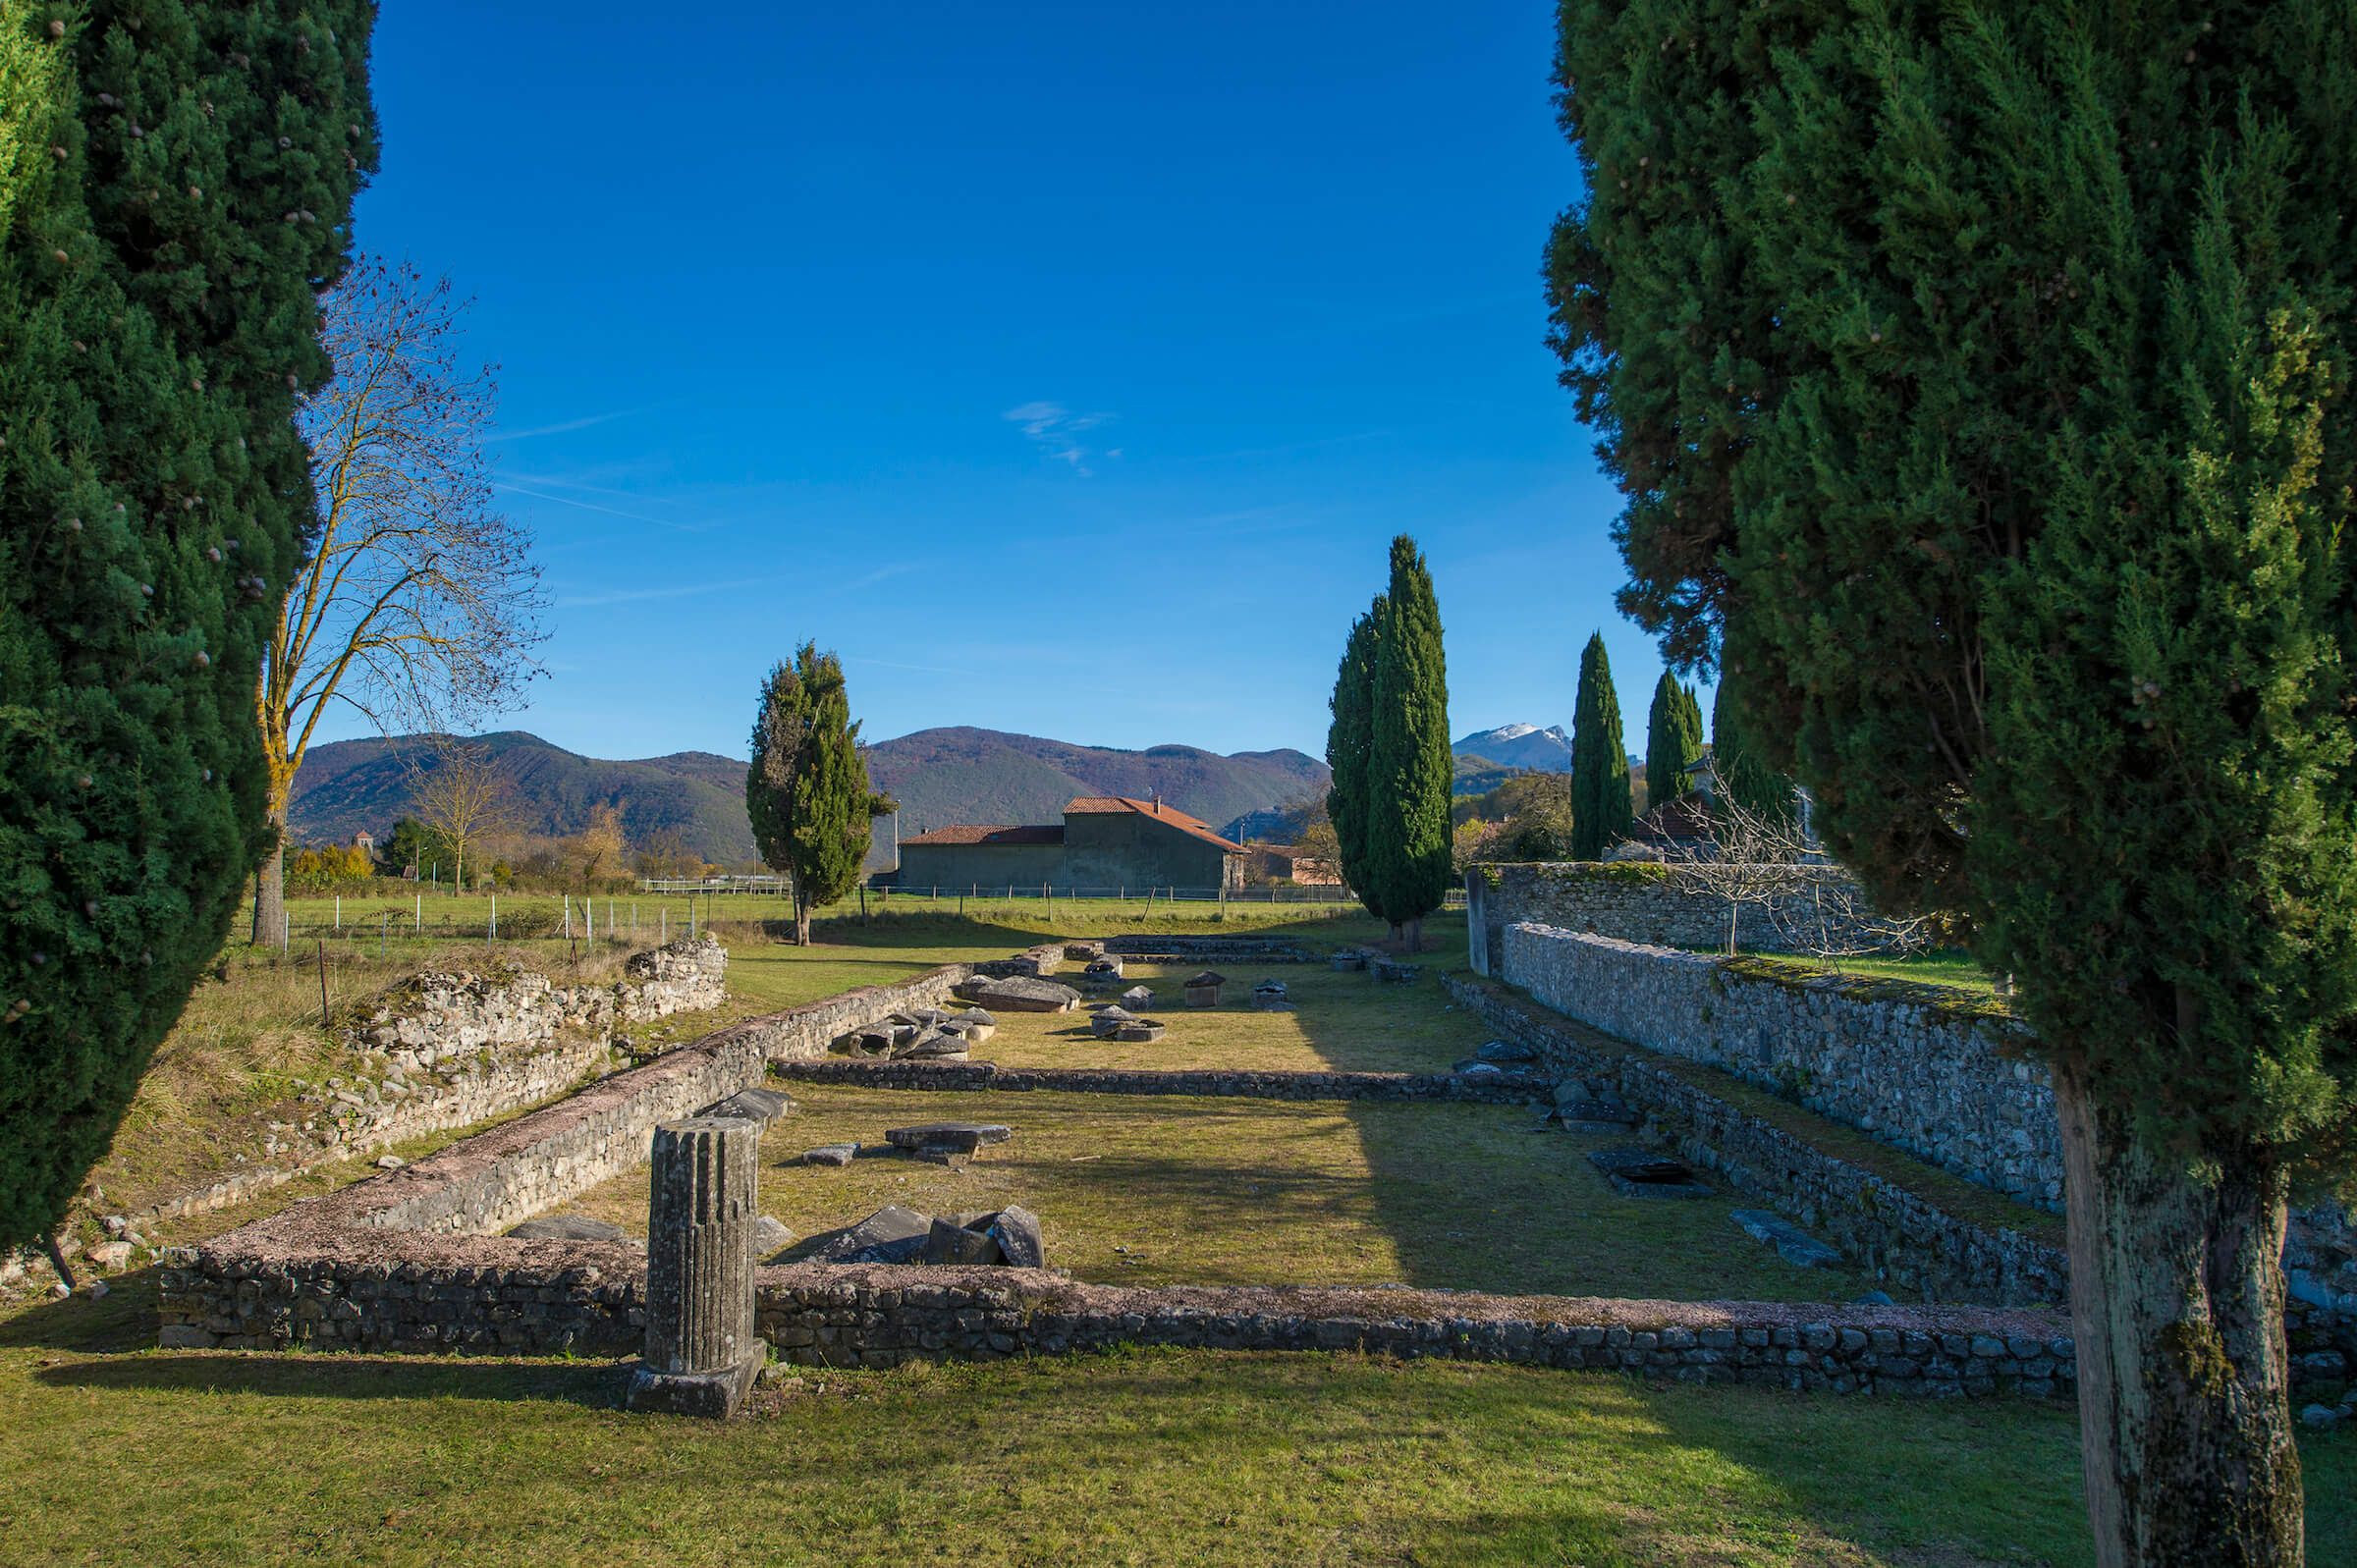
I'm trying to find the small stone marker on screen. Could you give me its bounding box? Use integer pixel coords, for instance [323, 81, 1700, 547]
[816, 1205, 934, 1264]
[1251, 980, 1288, 1011]
[923, 1217, 1003, 1266]
[1119, 986, 1153, 1008]
[1183, 971, 1227, 1007]
[894, 1032, 969, 1060]
[754, 1215, 795, 1260]
[955, 975, 1082, 1013]
[1557, 1100, 1642, 1134]
[1114, 1019, 1166, 1043]
[1082, 957, 1124, 984]
[627, 1116, 766, 1418]
[1089, 1005, 1134, 1038]
[801, 1142, 860, 1166]
[1329, 949, 1367, 972]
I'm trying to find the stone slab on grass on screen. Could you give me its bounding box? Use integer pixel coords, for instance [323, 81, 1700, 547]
[1589, 1146, 1713, 1200]
[1728, 1209, 1844, 1270]
[885, 1122, 1014, 1154]
[815, 1205, 934, 1264]
[954, 975, 1082, 1013]
[506, 1215, 630, 1242]
[801, 1143, 860, 1167]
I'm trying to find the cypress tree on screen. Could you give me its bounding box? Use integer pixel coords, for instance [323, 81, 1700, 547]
[1323, 602, 1382, 907]
[1568, 633, 1629, 860]
[1709, 674, 1794, 828]
[746, 644, 883, 946]
[1361, 535, 1452, 949]
[1552, 1, 2357, 1554]
[0, 3, 375, 1254]
[1643, 670, 1703, 813]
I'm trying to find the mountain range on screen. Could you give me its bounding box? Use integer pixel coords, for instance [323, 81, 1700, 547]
[287, 728, 1330, 867]
[1453, 723, 1574, 772]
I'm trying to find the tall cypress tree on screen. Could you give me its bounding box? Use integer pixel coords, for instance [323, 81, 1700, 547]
[1553, 1, 2357, 1554]
[0, 3, 375, 1255]
[1362, 535, 1452, 948]
[1323, 602, 1382, 907]
[1568, 633, 1629, 859]
[1709, 674, 1794, 827]
[1643, 670, 1703, 813]
[746, 644, 884, 946]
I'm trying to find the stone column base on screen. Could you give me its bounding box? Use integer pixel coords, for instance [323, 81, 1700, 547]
[624, 1343, 766, 1419]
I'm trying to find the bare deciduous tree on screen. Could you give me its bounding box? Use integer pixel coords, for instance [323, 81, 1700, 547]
[568, 803, 627, 890]
[406, 735, 522, 894]
[251, 255, 545, 943]
[1655, 767, 1930, 961]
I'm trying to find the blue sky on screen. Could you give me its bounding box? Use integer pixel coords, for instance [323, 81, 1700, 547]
[345, 0, 1705, 763]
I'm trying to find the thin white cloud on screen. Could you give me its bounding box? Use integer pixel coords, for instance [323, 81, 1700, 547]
[555, 576, 779, 610]
[1003, 401, 1115, 475]
[497, 409, 640, 442]
[848, 655, 967, 676]
[495, 482, 714, 532]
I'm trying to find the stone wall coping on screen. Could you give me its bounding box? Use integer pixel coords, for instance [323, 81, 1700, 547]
[768, 1059, 1556, 1101]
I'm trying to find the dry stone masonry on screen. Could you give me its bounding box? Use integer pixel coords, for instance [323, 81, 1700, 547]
[1466, 862, 1904, 972]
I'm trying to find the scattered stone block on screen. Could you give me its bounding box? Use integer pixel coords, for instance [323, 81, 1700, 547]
[1589, 1146, 1713, 1199]
[1119, 986, 1154, 1008]
[85, 1240, 133, 1270]
[1728, 1209, 1844, 1269]
[885, 1122, 1013, 1153]
[1475, 1039, 1535, 1063]
[988, 1205, 1047, 1270]
[893, 1032, 970, 1060]
[923, 1217, 1004, 1266]
[1089, 1006, 1135, 1038]
[754, 1215, 795, 1260]
[1329, 949, 1367, 972]
[507, 1215, 630, 1242]
[1114, 1020, 1167, 1043]
[1184, 971, 1227, 1007]
[816, 1205, 934, 1264]
[1454, 1061, 1504, 1077]
[800, 1142, 860, 1167]
[1557, 1100, 1642, 1134]
[955, 975, 1081, 1013]
[1371, 959, 1421, 985]
[1081, 957, 1124, 984]
[374, 1155, 407, 1169]
[1064, 942, 1105, 960]
[1251, 981, 1288, 1010]
[698, 1087, 793, 1124]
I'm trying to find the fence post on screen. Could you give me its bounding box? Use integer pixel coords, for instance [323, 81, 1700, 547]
[489, 893, 497, 945]
[380, 912, 387, 958]
[335, 895, 340, 931]
[281, 910, 289, 953]
[564, 895, 572, 940]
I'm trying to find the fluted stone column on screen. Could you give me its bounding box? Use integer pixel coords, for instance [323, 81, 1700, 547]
[625, 1115, 765, 1417]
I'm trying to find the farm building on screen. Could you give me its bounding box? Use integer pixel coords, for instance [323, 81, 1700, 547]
[889, 796, 1246, 893]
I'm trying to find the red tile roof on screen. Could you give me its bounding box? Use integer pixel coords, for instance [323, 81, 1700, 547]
[900, 824, 1066, 847]
[1064, 796, 1244, 852]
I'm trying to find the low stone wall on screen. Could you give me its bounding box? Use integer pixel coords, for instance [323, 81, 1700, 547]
[348, 936, 731, 1064]
[159, 963, 978, 1346]
[770, 1059, 1555, 1105]
[1444, 973, 2069, 1307]
[1466, 862, 1899, 973]
[1100, 935, 1317, 964]
[153, 1250, 2075, 1399]
[1496, 923, 2061, 1212]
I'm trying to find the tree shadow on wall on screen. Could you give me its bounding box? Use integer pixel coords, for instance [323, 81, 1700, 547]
[33, 1350, 630, 1408]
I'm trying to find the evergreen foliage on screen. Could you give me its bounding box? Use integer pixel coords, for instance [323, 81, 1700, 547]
[1568, 632, 1629, 859]
[1323, 602, 1382, 905]
[1360, 535, 1453, 938]
[0, 3, 375, 1251]
[1551, 0, 2357, 1552]
[746, 644, 884, 945]
[1709, 674, 1794, 827]
[1643, 670, 1703, 811]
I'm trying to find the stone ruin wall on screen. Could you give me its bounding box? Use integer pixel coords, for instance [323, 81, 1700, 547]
[1497, 922, 2063, 1213]
[1465, 862, 1900, 975]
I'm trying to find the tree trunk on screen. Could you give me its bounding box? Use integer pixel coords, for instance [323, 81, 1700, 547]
[794, 895, 811, 946]
[1403, 916, 1423, 953]
[250, 797, 288, 946]
[2051, 1059, 2303, 1567]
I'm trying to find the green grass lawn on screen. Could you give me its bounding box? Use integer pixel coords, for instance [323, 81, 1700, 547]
[559, 1084, 1894, 1303]
[2, 1285, 2352, 1568]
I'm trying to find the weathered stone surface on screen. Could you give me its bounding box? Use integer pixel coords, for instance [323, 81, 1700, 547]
[1119, 986, 1154, 1008]
[1082, 958, 1125, 983]
[885, 1123, 1013, 1153]
[1589, 1146, 1712, 1200]
[989, 1205, 1046, 1270]
[1252, 982, 1289, 1011]
[1476, 1039, 1536, 1063]
[800, 1143, 860, 1167]
[1114, 1021, 1166, 1043]
[893, 1033, 970, 1061]
[699, 1087, 793, 1123]
[816, 1205, 934, 1264]
[1558, 1101, 1642, 1134]
[954, 975, 1081, 1013]
[754, 1215, 795, 1260]
[1728, 1210, 1844, 1270]
[507, 1214, 631, 1242]
[924, 1217, 1003, 1266]
[634, 1116, 762, 1417]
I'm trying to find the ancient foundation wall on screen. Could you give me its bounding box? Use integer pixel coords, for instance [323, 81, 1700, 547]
[1443, 972, 2069, 1307]
[1465, 862, 1899, 974]
[1495, 923, 2062, 1212]
[770, 1059, 1555, 1104]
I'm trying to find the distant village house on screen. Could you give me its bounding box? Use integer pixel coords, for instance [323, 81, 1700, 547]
[887, 796, 1246, 893]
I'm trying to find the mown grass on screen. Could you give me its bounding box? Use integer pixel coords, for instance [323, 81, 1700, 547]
[559, 1083, 1892, 1303]
[2, 1283, 2352, 1568]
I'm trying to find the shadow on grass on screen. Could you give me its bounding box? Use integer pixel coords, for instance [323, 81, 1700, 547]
[33, 1349, 630, 1407]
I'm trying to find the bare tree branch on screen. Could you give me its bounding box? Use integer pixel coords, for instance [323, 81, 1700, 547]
[404, 734, 524, 892]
